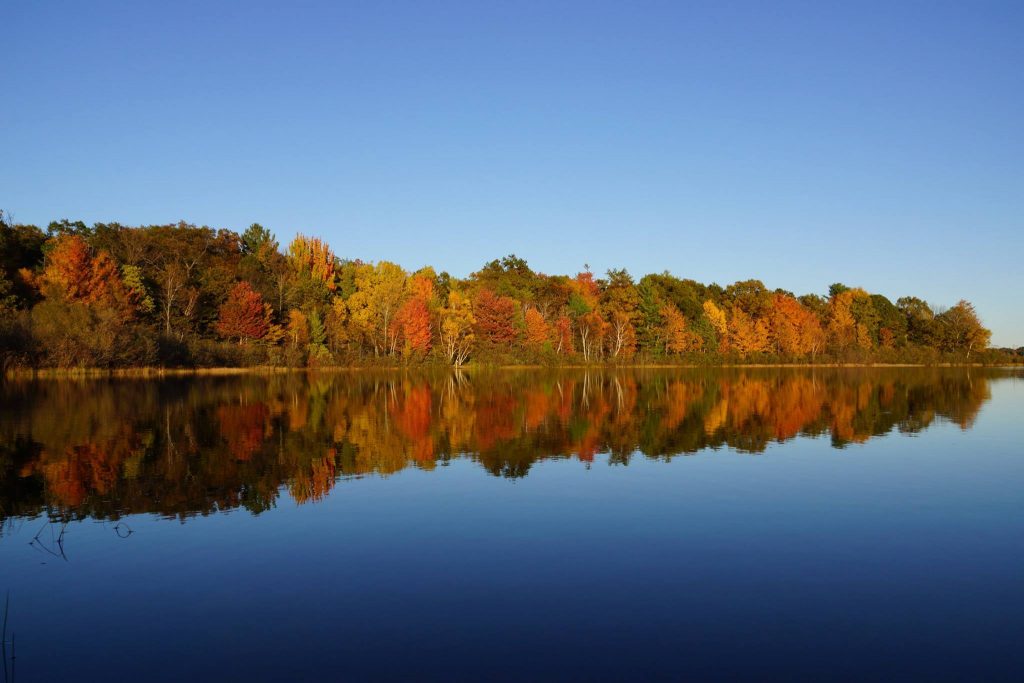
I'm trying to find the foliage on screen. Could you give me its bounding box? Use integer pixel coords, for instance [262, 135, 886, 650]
[346, 261, 406, 356]
[216, 281, 271, 343]
[661, 304, 700, 355]
[524, 308, 551, 348]
[473, 289, 518, 346]
[0, 369, 1002, 521]
[397, 297, 432, 356]
[0, 216, 1007, 370]
[440, 289, 475, 366]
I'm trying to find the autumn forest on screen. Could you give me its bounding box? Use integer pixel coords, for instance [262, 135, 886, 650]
[0, 214, 1009, 372]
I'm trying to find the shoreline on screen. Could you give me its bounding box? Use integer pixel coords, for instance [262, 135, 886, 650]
[4, 362, 1022, 380]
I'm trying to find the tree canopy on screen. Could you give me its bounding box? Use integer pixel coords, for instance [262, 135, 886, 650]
[0, 214, 1006, 370]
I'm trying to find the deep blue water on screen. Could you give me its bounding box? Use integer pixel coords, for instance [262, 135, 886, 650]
[1, 369, 1021, 681]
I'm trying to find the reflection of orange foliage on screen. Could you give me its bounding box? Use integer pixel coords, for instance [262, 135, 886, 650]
[7, 370, 995, 518]
[661, 380, 695, 432]
[574, 377, 610, 463]
[767, 378, 825, 440]
[704, 398, 728, 436]
[607, 376, 638, 453]
[555, 380, 574, 423]
[828, 382, 873, 444]
[395, 385, 432, 441]
[724, 377, 771, 428]
[288, 395, 308, 430]
[217, 402, 269, 461]
[395, 385, 435, 463]
[523, 389, 552, 430]
[441, 382, 476, 454]
[830, 389, 858, 443]
[879, 382, 895, 408]
[42, 441, 125, 508]
[44, 457, 87, 508]
[475, 391, 518, 452]
[290, 450, 337, 504]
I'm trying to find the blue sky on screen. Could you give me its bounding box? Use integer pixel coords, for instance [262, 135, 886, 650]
[3, 1, 1022, 344]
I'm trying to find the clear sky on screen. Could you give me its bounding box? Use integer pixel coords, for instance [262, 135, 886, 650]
[3, 1, 1022, 345]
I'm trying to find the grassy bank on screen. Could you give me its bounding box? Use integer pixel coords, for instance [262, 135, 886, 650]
[6, 360, 1022, 380]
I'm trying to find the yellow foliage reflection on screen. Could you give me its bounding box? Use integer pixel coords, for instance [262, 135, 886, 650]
[0, 368, 1000, 521]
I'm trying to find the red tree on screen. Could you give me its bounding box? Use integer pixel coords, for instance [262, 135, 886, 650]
[43, 235, 94, 300]
[397, 297, 432, 354]
[42, 234, 135, 318]
[473, 288, 518, 345]
[554, 315, 574, 354]
[216, 281, 270, 343]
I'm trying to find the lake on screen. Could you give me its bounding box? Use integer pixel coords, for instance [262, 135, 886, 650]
[1, 368, 1022, 681]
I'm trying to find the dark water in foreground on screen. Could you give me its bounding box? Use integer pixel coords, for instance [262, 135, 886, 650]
[1, 368, 1022, 681]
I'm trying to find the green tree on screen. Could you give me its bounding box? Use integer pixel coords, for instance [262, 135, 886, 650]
[241, 223, 277, 256]
[898, 296, 937, 347]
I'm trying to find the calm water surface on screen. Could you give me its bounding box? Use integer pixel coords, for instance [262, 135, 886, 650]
[1, 368, 1022, 681]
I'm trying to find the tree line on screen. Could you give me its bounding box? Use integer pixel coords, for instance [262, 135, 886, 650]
[0, 213, 1013, 370]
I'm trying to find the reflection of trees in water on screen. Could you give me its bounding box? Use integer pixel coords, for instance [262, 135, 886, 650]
[0, 369, 1001, 522]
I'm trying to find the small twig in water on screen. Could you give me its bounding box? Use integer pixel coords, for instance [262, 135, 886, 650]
[29, 521, 69, 562]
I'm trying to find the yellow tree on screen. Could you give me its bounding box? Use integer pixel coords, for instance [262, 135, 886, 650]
[407, 268, 438, 304]
[767, 294, 805, 355]
[263, 303, 286, 349]
[729, 307, 769, 355]
[767, 294, 826, 358]
[661, 304, 701, 355]
[287, 235, 336, 289]
[798, 309, 826, 358]
[703, 300, 729, 352]
[827, 289, 874, 351]
[325, 296, 349, 354]
[828, 293, 855, 350]
[936, 300, 991, 359]
[346, 261, 407, 356]
[287, 309, 309, 348]
[440, 289, 475, 366]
